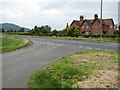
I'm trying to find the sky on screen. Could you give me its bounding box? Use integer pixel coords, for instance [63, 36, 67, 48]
[118, 1, 120, 25]
[0, 0, 119, 30]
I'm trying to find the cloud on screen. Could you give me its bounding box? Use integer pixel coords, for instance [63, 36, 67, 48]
[0, 1, 119, 30]
[0, 0, 119, 2]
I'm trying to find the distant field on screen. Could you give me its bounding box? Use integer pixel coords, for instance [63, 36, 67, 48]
[28, 50, 118, 88]
[0, 37, 30, 53]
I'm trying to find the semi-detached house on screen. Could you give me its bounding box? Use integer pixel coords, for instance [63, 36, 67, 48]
[70, 14, 114, 35]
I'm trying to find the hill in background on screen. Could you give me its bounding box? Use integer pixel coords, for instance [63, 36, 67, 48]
[0, 23, 31, 31]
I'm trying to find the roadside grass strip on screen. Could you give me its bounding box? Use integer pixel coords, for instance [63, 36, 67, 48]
[0, 37, 30, 53]
[28, 50, 118, 88]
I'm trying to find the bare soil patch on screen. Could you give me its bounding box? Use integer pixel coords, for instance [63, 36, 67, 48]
[77, 70, 118, 88]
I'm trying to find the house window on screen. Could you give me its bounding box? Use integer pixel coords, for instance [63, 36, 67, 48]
[82, 26, 84, 29]
[109, 25, 112, 28]
[86, 31, 90, 35]
[95, 25, 98, 28]
[110, 30, 112, 34]
[95, 30, 98, 35]
[86, 26, 88, 29]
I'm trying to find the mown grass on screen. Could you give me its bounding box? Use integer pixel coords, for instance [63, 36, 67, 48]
[28, 50, 118, 88]
[0, 37, 30, 53]
[2, 33, 120, 43]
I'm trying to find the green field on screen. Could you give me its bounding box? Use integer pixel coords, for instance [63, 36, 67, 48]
[0, 37, 30, 53]
[28, 50, 118, 88]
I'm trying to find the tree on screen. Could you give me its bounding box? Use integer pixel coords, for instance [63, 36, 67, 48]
[18, 28, 25, 32]
[30, 25, 52, 36]
[66, 23, 69, 28]
[74, 26, 81, 37]
[42, 25, 51, 33]
[14, 30, 17, 32]
[66, 26, 74, 37]
[114, 30, 120, 36]
[2, 29, 5, 32]
[52, 30, 58, 36]
[34, 26, 38, 30]
[10, 29, 14, 32]
[7, 30, 11, 32]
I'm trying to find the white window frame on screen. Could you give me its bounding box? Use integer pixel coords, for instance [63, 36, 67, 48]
[95, 25, 98, 29]
[82, 26, 84, 29]
[109, 30, 112, 34]
[95, 30, 98, 35]
[109, 25, 112, 28]
[86, 31, 90, 35]
[86, 26, 88, 29]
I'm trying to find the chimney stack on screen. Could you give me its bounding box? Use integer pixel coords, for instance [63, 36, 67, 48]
[94, 14, 98, 19]
[80, 15, 84, 22]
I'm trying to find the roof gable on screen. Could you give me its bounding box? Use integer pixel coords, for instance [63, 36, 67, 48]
[80, 19, 91, 27]
[92, 18, 100, 25]
[70, 20, 81, 26]
[70, 18, 114, 27]
[102, 19, 114, 26]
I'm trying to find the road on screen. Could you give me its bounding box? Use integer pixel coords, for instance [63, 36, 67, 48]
[2, 37, 118, 88]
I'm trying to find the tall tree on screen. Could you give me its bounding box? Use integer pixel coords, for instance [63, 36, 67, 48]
[66, 26, 74, 37]
[18, 28, 25, 32]
[74, 26, 81, 37]
[34, 26, 38, 30]
[52, 29, 58, 36]
[42, 25, 51, 33]
[66, 23, 69, 28]
[2, 29, 5, 32]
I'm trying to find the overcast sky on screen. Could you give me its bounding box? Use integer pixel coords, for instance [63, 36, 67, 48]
[0, 0, 119, 30]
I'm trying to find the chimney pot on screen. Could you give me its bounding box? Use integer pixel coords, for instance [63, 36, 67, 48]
[94, 14, 98, 19]
[80, 15, 84, 22]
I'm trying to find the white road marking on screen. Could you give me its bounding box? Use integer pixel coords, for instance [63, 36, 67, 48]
[71, 45, 77, 47]
[86, 47, 92, 49]
[60, 44, 64, 46]
[79, 46, 84, 48]
[104, 49, 108, 50]
[95, 48, 101, 50]
[32, 40, 64, 46]
[65, 45, 71, 47]
[55, 44, 59, 45]
[48, 45, 63, 50]
[42, 42, 46, 44]
[46, 43, 50, 44]
[31, 40, 96, 50]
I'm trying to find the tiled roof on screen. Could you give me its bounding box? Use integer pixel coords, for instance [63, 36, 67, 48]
[86, 19, 94, 25]
[74, 20, 81, 26]
[102, 19, 114, 25]
[71, 18, 114, 26]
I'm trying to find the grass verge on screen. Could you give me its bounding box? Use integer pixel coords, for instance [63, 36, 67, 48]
[28, 50, 118, 88]
[0, 37, 30, 53]
[2, 33, 120, 43]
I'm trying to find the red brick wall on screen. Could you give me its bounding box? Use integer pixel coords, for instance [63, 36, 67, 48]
[70, 19, 114, 35]
[71, 22, 78, 27]
[80, 21, 91, 33]
[91, 20, 101, 35]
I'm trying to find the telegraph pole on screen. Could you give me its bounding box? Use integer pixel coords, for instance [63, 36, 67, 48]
[100, 0, 103, 38]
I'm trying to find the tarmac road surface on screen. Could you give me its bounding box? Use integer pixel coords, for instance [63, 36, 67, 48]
[2, 37, 118, 88]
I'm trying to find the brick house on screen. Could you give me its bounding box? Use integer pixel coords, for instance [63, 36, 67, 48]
[70, 14, 114, 35]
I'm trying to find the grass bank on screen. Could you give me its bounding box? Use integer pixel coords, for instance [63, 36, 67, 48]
[2, 33, 120, 43]
[0, 37, 30, 53]
[28, 50, 118, 88]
